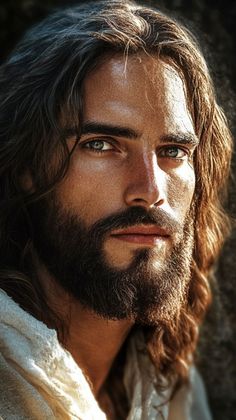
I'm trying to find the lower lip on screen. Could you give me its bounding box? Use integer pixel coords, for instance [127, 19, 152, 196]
[111, 234, 168, 245]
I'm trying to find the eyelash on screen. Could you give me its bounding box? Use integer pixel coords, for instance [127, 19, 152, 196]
[80, 139, 116, 154]
[80, 139, 190, 160]
[158, 146, 189, 160]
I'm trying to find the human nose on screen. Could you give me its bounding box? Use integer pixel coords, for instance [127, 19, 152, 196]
[124, 151, 166, 209]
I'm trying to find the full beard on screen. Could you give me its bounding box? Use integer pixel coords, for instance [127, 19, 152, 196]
[29, 194, 194, 326]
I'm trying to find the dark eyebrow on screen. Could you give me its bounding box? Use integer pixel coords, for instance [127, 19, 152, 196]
[81, 121, 139, 139]
[81, 123, 199, 145]
[61, 123, 199, 147]
[160, 132, 199, 146]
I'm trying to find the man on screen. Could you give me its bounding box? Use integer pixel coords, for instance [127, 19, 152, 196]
[0, 0, 232, 419]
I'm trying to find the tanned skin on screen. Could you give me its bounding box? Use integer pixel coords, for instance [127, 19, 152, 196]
[34, 54, 197, 416]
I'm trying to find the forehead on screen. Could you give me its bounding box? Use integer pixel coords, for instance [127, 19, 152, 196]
[82, 53, 194, 136]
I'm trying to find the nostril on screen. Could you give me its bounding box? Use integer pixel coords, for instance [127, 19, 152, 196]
[133, 198, 145, 203]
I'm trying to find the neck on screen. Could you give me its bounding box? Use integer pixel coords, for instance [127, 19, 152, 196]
[65, 306, 132, 395]
[36, 262, 133, 396]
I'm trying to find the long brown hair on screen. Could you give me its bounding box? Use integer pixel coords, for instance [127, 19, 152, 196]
[0, 0, 232, 391]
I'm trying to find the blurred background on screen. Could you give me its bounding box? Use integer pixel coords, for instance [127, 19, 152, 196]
[0, 0, 235, 418]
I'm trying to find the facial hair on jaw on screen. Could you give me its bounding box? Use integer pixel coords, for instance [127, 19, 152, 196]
[29, 194, 194, 326]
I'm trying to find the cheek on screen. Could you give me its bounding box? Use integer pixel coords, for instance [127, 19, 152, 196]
[167, 167, 195, 219]
[55, 158, 125, 224]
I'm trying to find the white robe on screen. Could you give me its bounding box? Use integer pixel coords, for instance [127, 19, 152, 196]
[0, 289, 212, 419]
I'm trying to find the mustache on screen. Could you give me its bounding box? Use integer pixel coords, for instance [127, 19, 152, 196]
[88, 206, 183, 244]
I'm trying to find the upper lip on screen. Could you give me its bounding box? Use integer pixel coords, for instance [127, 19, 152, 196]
[111, 225, 170, 237]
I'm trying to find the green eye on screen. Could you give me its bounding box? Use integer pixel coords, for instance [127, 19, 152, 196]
[159, 147, 186, 158]
[84, 140, 113, 151]
[89, 141, 104, 150]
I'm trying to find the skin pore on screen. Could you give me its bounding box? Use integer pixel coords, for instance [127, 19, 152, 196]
[33, 53, 197, 415]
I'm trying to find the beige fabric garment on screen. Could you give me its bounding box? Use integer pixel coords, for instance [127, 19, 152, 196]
[0, 289, 212, 419]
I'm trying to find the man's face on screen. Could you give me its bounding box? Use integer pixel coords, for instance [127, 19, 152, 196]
[31, 54, 197, 324]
